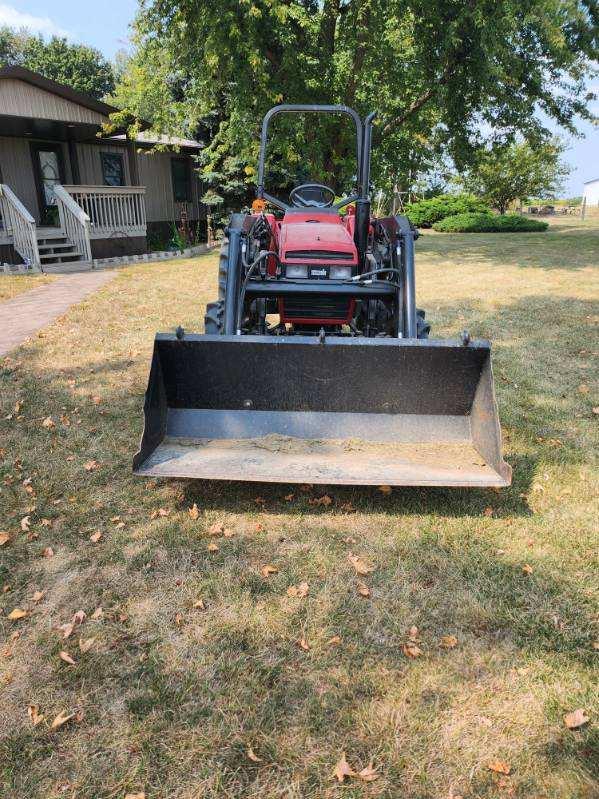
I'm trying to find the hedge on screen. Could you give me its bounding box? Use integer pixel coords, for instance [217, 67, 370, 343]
[405, 194, 490, 227]
[432, 212, 549, 233]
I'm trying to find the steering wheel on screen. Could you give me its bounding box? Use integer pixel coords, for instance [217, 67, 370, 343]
[289, 183, 336, 208]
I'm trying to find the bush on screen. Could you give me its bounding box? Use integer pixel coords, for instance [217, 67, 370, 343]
[405, 194, 491, 227]
[432, 212, 549, 233]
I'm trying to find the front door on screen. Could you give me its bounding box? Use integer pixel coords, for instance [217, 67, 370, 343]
[31, 143, 65, 225]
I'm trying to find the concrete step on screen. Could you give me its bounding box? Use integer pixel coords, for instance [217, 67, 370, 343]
[41, 261, 93, 274]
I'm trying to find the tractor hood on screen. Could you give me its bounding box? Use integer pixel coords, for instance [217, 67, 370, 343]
[279, 211, 357, 263]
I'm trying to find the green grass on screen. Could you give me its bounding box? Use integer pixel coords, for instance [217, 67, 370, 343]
[0, 218, 597, 798]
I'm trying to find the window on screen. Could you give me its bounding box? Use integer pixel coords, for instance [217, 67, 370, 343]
[171, 157, 191, 202]
[101, 152, 125, 187]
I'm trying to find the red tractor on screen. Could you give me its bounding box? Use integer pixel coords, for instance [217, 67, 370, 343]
[134, 105, 511, 488]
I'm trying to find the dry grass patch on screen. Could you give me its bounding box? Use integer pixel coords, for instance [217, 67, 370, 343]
[0, 273, 56, 302]
[0, 230, 597, 799]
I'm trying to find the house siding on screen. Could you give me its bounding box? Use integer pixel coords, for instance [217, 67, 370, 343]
[137, 150, 202, 222]
[76, 142, 131, 186]
[0, 136, 38, 219]
[0, 78, 107, 125]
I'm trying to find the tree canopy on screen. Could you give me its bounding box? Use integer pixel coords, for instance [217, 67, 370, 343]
[111, 0, 598, 208]
[0, 28, 115, 100]
[460, 139, 570, 213]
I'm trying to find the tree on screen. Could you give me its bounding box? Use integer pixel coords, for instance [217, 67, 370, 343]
[0, 27, 115, 99]
[460, 140, 570, 213]
[110, 0, 597, 209]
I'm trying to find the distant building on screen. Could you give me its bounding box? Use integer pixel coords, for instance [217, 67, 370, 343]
[583, 178, 599, 209]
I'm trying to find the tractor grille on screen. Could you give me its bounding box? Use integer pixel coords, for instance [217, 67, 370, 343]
[282, 294, 351, 322]
[285, 250, 354, 260]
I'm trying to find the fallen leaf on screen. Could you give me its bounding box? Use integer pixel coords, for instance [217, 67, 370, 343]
[32, 590, 45, 603]
[20, 515, 30, 532]
[261, 564, 278, 577]
[59, 623, 74, 639]
[254, 496, 266, 506]
[50, 710, 76, 730]
[83, 460, 100, 472]
[0, 532, 10, 546]
[357, 762, 379, 782]
[578, 384, 589, 394]
[284, 493, 295, 502]
[488, 760, 511, 775]
[564, 708, 590, 729]
[115, 521, 125, 529]
[484, 506, 494, 517]
[223, 527, 234, 537]
[91, 607, 103, 620]
[522, 563, 533, 575]
[208, 522, 225, 535]
[207, 542, 219, 552]
[14, 400, 23, 414]
[79, 637, 96, 653]
[253, 522, 265, 533]
[150, 507, 169, 519]
[72, 610, 86, 625]
[340, 502, 356, 512]
[309, 494, 333, 507]
[175, 613, 183, 627]
[348, 553, 374, 576]
[440, 635, 458, 649]
[7, 608, 27, 621]
[402, 642, 423, 658]
[326, 635, 342, 646]
[110, 516, 121, 523]
[246, 745, 263, 763]
[27, 705, 44, 726]
[378, 485, 392, 495]
[409, 625, 419, 640]
[592, 406, 599, 415]
[297, 637, 310, 651]
[287, 581, 309, 598]
[333, 752, 355, 783]
[356, 582, 371, 598]
[91, 395, 102, 405]
[42, 416, 55, 429]
[59, 651, 76, 665]
[188, 503, 200, 520]
[89, 531, 102, 543]
[42, 547, 54, 558]
[40, 518, 51, 527]
[192, 599, 205, 610]
[124, 794, 145, 799]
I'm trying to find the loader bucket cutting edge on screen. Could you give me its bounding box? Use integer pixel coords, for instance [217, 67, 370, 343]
[133, 333, 511, 487]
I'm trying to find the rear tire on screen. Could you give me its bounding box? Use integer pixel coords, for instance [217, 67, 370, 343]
[203, 237, 229, 334]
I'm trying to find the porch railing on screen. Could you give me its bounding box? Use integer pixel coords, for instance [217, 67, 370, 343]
[62, 185, 147, 238]
[0, 184, 41, 270]
[54, 185, 92, 263]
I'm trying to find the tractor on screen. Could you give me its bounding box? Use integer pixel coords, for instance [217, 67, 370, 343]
[134, 105, 511, 487]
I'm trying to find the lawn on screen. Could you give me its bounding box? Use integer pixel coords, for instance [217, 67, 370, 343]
[0, 273, 56, 303]
[0, 219, 597, 799]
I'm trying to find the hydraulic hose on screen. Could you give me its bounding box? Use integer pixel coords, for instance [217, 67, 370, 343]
[236, 249, 280, 335]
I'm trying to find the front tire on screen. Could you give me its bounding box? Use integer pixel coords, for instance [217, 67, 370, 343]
[203, 237, 229, 334]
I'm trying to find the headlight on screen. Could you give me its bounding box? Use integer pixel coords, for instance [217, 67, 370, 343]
[285, 264, 308, 278]
[330, 265, 352, 280]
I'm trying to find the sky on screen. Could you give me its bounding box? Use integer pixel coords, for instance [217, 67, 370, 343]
[1, 0, 597, 195]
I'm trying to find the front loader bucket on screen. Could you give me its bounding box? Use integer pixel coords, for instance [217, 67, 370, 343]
[133, 334, 511, 487]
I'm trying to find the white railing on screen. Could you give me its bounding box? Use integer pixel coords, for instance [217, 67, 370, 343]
[0, 184, 41, 270]
[62, 185, 147, 239]
[54, 185, 92, 263]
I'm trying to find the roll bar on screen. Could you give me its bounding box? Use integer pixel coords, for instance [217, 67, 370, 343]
[256, 104, 375, 211]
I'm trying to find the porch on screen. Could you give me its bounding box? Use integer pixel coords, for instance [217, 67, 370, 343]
[0, 183, 147, 271]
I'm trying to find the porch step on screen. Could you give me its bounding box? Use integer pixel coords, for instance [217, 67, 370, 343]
[40, 251, 82, 264]
[41, 261, 93, 274]
[38, 242, 76, 252]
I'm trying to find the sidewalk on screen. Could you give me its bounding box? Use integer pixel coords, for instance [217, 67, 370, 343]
[0, 272, 116, 357]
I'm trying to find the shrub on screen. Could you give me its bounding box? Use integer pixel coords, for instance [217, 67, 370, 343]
[405, 194, 491, 227]
[432, 212, 549, 233]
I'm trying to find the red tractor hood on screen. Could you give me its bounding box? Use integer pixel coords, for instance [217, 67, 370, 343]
[279, 211, 357, 263]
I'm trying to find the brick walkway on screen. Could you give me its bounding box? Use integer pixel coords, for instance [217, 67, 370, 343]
[0, 271, 116, 357]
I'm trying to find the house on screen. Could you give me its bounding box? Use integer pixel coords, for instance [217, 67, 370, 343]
[0, 65, 205, 271]
[582, 178, 599, 212]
